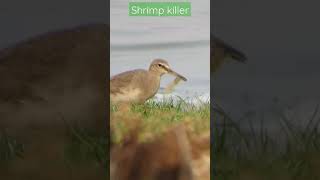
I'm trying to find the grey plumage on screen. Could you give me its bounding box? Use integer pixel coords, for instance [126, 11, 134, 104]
[110, 59, 187, 104]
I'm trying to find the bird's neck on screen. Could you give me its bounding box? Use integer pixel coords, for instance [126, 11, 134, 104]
[149, 69, 163, 77]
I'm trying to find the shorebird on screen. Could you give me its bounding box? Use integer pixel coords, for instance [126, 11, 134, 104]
[211, 35, 247, 73]
[110, 59, 187, 104]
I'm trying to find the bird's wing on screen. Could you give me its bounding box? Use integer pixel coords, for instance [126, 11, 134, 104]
[110, 70, 144, 94]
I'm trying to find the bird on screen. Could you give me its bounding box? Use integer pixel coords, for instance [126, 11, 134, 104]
[211, 35, 247, 73]
[110, 59, 187, 104]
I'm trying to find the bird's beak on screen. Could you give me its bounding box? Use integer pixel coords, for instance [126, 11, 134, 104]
[167, 68, 187, 81]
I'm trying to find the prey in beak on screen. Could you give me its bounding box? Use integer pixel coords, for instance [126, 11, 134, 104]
[163, 67, 187, 94]
[165, 67, 187, 81]
[149, 59, 187, 94]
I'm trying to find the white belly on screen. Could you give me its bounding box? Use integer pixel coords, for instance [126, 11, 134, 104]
[110, 88, 142, 103]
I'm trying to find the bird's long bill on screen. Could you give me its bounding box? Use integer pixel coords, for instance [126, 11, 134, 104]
[167, 69, 187, 81]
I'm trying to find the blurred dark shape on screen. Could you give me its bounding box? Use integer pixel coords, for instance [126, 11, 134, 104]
[211, 34, 247, 73]
[0, 23, 109, 132]
[0, 23, 109, 179]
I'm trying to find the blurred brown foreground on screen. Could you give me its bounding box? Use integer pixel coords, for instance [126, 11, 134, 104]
[0, 24, 108, 179]
[110, 113, 210, 180]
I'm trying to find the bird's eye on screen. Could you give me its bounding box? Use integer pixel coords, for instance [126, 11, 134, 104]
[158, 64, 162, 67]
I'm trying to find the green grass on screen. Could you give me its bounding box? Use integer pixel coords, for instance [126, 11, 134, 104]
[0, 100, 210, 177]
[0, 126, 108, 180]
[111, 99, 210, 143]
[213, 102, 320, 180]
[0, 126, 108, 167]
[64, 125, 108, 168]
[0, 131, 24, 163]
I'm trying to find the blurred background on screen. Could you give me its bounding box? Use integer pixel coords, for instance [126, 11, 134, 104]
[212, 1, 320, 179]
[0, 0, 108, 49]
[212, 0, 320, 131]
[0, 0, 109, 179]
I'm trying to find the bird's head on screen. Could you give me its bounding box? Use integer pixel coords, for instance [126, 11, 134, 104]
[149, 59, 187, 81]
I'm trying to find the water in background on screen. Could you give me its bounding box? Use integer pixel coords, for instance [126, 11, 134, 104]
[110, 0, 210, 104]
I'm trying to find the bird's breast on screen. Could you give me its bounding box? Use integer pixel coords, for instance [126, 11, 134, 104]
[144, 75, 161, 95]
